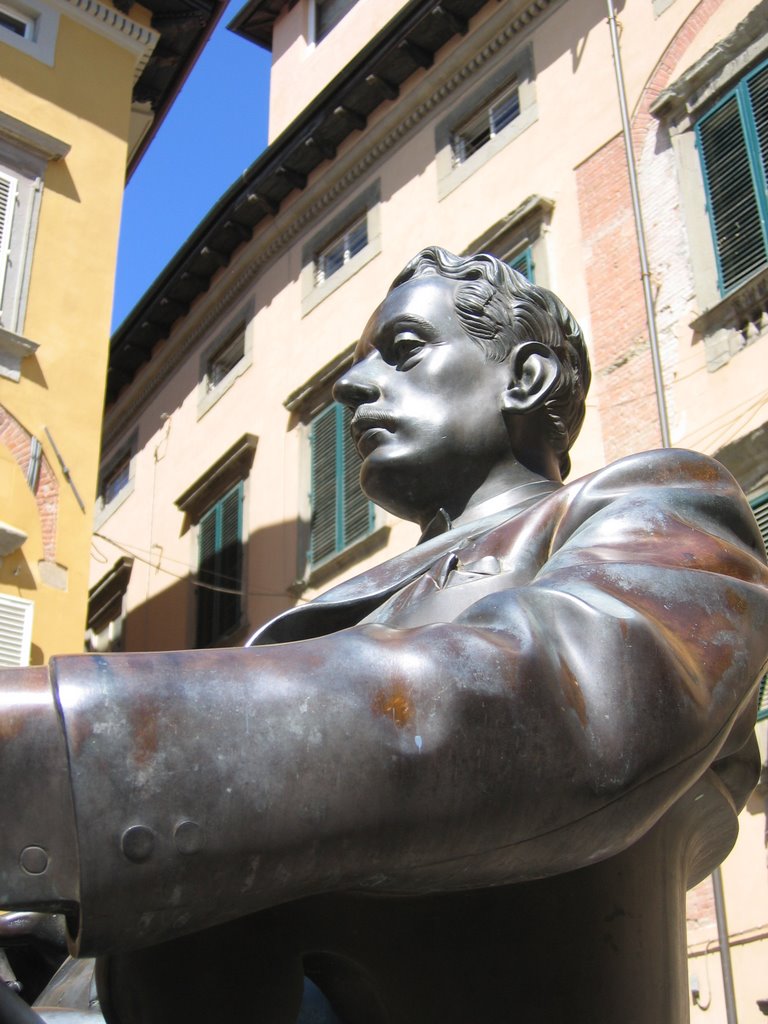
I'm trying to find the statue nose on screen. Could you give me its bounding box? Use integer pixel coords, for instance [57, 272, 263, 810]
[333, 367, 380, 409]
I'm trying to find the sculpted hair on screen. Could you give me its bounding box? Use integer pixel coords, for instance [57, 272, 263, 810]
[391, 246, 591, 478]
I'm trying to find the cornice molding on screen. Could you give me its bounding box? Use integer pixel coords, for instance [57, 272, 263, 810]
[51, 0, 159, 79]
[102, 0, 560, 448]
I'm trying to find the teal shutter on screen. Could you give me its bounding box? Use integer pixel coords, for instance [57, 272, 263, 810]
[750, 491, 768, 721]
[508, 247, 534, 281]
[196, 482, 243, 646]
[310, 403, 373, 565]
[341, 404, 373, 547]
[310, 405, 340, 564]
[696, 61, 768, 295]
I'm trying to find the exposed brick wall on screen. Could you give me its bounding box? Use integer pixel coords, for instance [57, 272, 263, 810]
[576, 0, 727, 463]
[686, 875, 717, 948]
[0, 405, 58, 561]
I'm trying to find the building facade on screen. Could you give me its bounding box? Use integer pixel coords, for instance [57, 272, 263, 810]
[0, 0, 224, 666]
[94, 0, 768, 1017]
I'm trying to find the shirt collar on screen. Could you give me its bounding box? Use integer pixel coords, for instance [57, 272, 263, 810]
[418, 479, 562, 543]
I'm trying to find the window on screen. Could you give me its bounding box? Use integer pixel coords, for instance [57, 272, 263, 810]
[102, 454, 130, 506]
[0, 3, 34, 38]
[0, 0, 58, 64]
[750, 491, 768, 720]
[315, 216, 368, 286]
[507, 246, 534, 280]
[0, 169, 16, 303]
[301, 181, 381, 315]
[463, 195, 553, 288]
[312, 0, 358, 43]
[86, 556, 133, 653]
[696, 60, 768, 296]
[206, 328, 245, 392]
[309, 403, 374, 566]
[0, 592, 33, 667]
[198, 316, 252, 417]
[196, 482, 243, 647]
[452, 81, 520, 166]
[0, 116, 68, 381]
[95, 436, 136, 527]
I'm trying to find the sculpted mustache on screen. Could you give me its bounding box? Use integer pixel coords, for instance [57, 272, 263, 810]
[351, 409, 397, 431]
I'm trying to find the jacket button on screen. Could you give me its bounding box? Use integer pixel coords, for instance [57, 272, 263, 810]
[174, 820, 203, 854]
[121, 826, 155, 863]
[20, 846, 48, 874]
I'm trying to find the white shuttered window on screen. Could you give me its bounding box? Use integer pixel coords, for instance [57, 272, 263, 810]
[0, 170, 17, 311]
[0, 593, 33, 667]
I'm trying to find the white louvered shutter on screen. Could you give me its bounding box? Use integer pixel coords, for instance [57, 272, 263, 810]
[0, 170, 17, 311]
[0, 593, 33, 667]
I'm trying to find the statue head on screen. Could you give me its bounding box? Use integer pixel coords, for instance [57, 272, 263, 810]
[390, 246, 591, 480]
[334, 246, 591, 527]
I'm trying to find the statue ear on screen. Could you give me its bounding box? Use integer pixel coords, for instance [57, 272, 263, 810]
[501, 342, 561, 415]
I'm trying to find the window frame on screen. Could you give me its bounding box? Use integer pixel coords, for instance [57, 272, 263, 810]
[308, 401, 375, 569]
[95, 434, 137, 528]
[197, 314, 252, 418]
[0, 0, 58, 65]
[195, 481, 244, 648]
[695, 58, 768, 298]
[310, 0, 358, 45]
[436, 46, 537, 200]
[451, 79, 521, 167]
[463, 194, 554, 288]
[301, 180, 381, 316]
[314, 213, 369, 286]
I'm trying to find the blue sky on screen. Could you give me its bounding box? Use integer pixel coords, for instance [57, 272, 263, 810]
[112, 0, 272, 330]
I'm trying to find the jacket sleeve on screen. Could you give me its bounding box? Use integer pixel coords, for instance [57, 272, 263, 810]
[15, 453, 768, 955]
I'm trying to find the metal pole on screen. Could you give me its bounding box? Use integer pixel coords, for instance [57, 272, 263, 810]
[605, 0, 672, 448]
[712, 866, 739, 1024]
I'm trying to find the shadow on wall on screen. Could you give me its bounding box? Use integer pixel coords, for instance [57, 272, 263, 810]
[120, 517, 302, 654]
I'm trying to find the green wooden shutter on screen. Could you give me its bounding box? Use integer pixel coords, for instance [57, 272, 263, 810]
[697, 61, 768, 294]
[217, 484, 243, 637]
[310, 403, 373, 565]
[341, 404, 373, 547]
[196, 482, 243, 646]
[750, 491, 768, 720]
[508, 247, 534, 281]
[310, 405, 339, 564]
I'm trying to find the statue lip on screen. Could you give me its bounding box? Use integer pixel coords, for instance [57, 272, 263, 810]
[351, 409, 397, 451]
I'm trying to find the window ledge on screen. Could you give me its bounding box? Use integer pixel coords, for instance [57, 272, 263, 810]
[298, 523, 391, 592]
[690, 266, 768, 371]
[175, 433, 257, 526]
[0, 112, 69, 162]
[0, 327, 39, 382]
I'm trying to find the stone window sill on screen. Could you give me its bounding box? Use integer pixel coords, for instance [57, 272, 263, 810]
[690, 266, 768, 371]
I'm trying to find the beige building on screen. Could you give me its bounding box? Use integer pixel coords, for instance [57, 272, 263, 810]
[93, 0, 768, 1017]
[0, 0, 226, 666]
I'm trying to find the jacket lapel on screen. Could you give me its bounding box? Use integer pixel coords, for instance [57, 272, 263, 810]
[247, 486, 558, 646]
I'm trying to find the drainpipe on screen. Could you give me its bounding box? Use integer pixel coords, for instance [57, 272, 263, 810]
[712, 866, 739, 1024]
[605, 0, 671, 448]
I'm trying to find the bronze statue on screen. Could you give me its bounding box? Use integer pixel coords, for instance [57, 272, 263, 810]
[2, 248, 767, 1024]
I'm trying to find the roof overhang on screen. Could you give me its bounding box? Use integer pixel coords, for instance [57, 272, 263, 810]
[109, 0, 503, 403]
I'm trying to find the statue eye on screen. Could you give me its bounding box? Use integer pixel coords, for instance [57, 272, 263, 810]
[392, 332, 424, 369]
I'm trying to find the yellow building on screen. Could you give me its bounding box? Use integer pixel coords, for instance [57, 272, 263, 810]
[0, 0, 224, 664]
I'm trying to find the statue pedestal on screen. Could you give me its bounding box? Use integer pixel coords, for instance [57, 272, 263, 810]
[98, 769, 737, 1024]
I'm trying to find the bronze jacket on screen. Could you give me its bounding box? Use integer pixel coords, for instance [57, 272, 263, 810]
[5, 449, 768, 956]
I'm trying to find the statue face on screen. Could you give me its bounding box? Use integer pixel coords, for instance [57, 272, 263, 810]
[334, 276, 513, 524]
